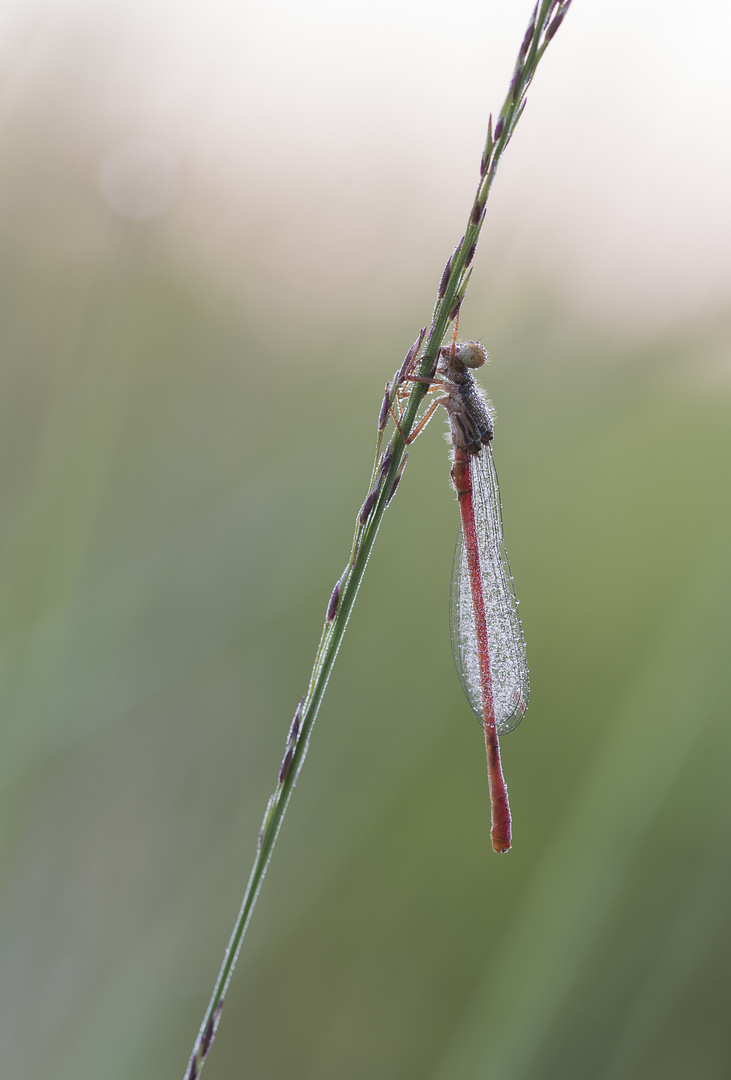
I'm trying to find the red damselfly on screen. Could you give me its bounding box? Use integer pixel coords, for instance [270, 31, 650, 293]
[400, 329, 529, 852]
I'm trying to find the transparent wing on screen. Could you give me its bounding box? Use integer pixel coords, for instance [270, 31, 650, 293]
[449, 445, 529, 734]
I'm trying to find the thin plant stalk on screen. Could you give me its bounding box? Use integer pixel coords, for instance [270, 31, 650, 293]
[184, 2, 572, 1075]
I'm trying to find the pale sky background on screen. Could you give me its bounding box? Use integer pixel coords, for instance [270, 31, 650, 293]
[2, 0, 731, 331]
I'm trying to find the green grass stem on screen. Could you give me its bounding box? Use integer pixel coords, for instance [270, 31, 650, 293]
[184, 3, 572, 1076]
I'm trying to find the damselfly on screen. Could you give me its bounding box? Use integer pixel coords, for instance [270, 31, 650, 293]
[400, 329, 529, 852]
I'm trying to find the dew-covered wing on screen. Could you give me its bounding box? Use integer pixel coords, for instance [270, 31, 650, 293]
[449, 445, 529, 734]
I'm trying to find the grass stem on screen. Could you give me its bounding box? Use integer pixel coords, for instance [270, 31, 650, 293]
[184, 3, 572, 1075]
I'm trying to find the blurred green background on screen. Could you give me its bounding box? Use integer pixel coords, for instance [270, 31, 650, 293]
[2, 3, 731, 1080]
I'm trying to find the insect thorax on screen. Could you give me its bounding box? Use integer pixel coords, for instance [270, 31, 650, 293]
[444, 375, 494, 453]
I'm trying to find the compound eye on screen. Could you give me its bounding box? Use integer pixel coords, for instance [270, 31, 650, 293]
[456, 341, 488, 369]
